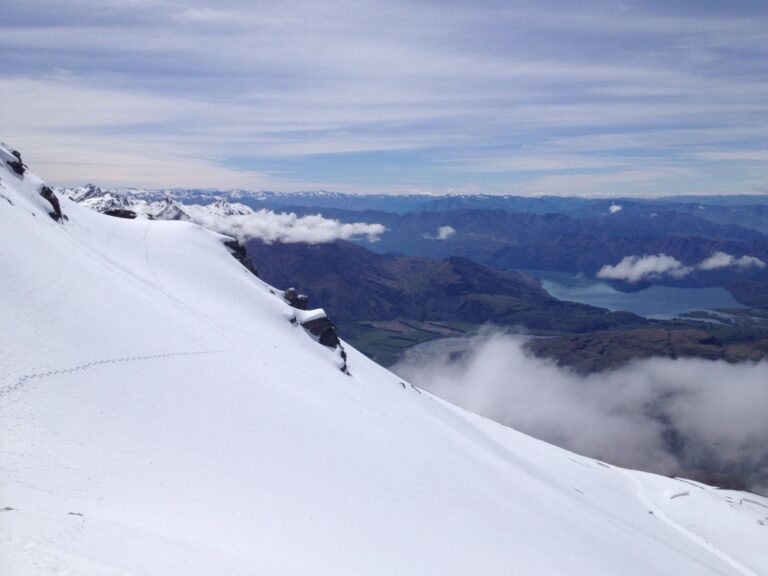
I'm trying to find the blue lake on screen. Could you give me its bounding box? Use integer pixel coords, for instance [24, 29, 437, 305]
[526, 270, 746, 319]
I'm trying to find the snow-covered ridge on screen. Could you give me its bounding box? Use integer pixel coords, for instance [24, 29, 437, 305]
[3, 144, 768, 575]
[54, 185, 556, 210]
[57, 184, 254, 221]
[58, 184, 386, 244]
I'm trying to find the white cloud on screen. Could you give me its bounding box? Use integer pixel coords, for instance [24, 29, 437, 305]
[598, 251, 766, 283]
[736, 255, 767, 268]
[187, 209, 386, 244]
[393, 331, 768, 493]
[697, 251, 734, 271]
[424, 225, 456, 240]
[699, 251, 766, 271]
[597, 254, 689, 283]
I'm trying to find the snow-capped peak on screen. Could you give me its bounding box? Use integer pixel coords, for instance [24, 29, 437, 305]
[150, 197, 189, 221]
[206, 198, 254, 217]
[62, 185, 133, 213]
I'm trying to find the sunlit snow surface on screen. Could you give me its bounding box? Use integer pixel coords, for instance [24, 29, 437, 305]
[1, 145, 767, 575]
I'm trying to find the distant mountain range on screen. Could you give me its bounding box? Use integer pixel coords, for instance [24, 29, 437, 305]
[259, 205, 768, 288]
[245, 238, 642, 328]
[57, 184, 768, 226]
[491, 233, 768, 284]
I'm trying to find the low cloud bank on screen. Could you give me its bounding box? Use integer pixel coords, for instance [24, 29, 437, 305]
[699, 252, 765, 271]
[189, 209, 386, 244]
[598, 251, 766, 283]
[393, 331, 768, 493]
[424, 225, 456, 240]
[598, 253, 686, 282]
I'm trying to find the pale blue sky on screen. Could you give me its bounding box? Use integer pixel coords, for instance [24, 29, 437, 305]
[2, 0, 766, 195]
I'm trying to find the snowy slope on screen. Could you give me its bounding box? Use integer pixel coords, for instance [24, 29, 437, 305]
[1, 145, 767, 576]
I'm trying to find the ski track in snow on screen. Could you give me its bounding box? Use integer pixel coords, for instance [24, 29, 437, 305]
[0, 348, 232, 398]
[1, 220, 239, 398]
[140, 220, 236, 347]
[61, 216, 236, 351]
[622, 470, 761, 576]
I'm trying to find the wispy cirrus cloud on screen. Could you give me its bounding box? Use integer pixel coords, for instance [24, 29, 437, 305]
[694, 150, 768, 162]
[1, 0, 767, 194]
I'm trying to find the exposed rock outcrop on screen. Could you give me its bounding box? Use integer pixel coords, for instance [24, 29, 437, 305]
[291, 308, 349, 373]
[1, 146, 64, 221]
[6, 150, 26, 176]
[283, 287, 309, 310]
[39, 185, 64, 222]
[103, 209, 139, 219]
[223, 239, 259, 277]
[302, 316, 341, 348]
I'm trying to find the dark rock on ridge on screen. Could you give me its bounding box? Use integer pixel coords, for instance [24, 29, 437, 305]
[283, 287, 309, 310]
[299, 313, 349, 374]
[39, 185, 63, 222]
[6, 150, 26, 176]
[223, 239, 259, 277]
[104, 209, 138, 219]
[302, 316, 341, 348]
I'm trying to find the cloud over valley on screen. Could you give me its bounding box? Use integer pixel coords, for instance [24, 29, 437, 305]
[394, 331, 768, 493]
[598, 252, 766, 283]
[188, 209, 386, 244]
